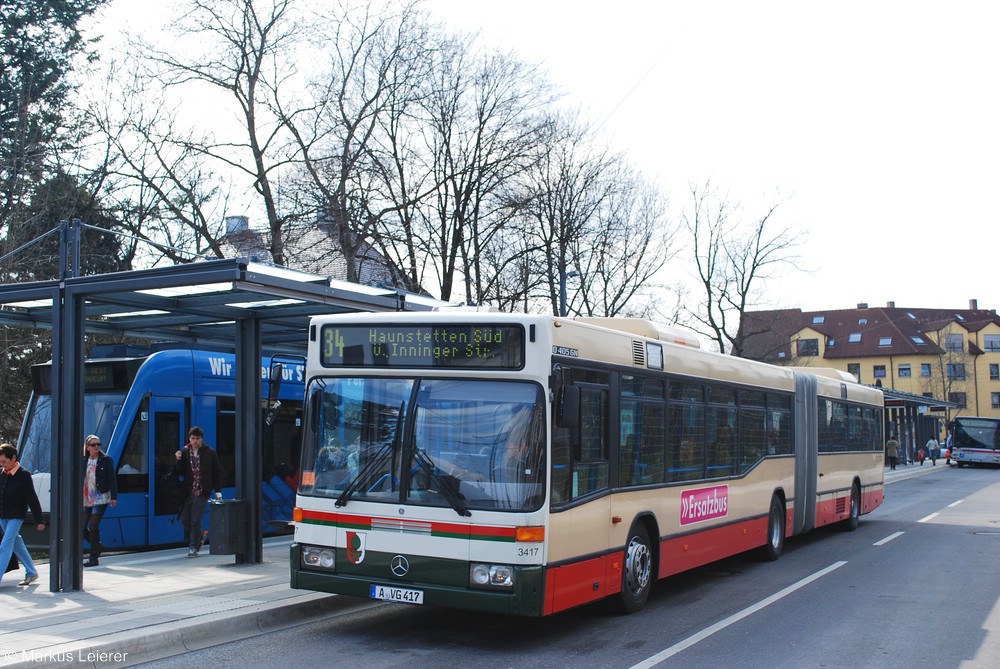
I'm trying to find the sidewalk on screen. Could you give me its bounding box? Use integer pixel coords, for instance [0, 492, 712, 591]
[0, 537, 350, 668]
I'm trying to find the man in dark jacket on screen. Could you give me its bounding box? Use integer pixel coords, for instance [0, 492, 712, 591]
[0, 443, 46, 586]
[173, 426, 223, 557]
[83, 435, 118, 567]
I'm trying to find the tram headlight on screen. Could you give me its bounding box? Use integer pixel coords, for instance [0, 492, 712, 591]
[470, 563, 515, 590]
[301, 545, 336, 571]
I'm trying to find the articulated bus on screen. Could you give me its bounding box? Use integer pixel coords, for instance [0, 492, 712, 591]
[289, 312, 884, 616]
[17, 346, 304, 550]
[952, 416, 1000, 466]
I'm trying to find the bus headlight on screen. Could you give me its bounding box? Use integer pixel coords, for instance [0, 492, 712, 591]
[470, 563, 515, 590]
[301, 545, 336, 571]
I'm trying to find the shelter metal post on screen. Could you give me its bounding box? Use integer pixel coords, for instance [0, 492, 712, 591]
[235, 318, 263, 564]
[50, 223, 86, 591]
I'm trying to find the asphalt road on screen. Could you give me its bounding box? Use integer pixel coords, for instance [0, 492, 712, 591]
[136, 465, 1000, 669]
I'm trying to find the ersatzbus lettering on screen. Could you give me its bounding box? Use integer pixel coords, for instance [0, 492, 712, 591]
[290, 312, 884, 616]
[951, 416, 1000, 466]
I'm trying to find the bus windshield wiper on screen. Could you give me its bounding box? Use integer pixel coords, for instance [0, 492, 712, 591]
[413, 448, 471, 517]
[336, 403, 404, 508]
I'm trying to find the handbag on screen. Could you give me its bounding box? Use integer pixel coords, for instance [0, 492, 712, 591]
[5, 553, 18, 574]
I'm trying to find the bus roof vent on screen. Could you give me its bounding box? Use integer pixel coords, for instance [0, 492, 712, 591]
[632, 340, 646, 366]
[574, 318, 701, 349]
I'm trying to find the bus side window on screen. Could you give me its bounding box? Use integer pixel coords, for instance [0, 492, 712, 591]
[569, 385, 609, 499]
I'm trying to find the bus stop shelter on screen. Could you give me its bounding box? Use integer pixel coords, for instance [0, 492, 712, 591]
[881, 388, 959, 463]
[0, 223, 448, 592]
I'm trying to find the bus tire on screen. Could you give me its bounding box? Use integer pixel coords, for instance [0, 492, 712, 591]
[841, 482, 861, 532]
[758, 495, 785, 561]
[616, 523, 653, 614]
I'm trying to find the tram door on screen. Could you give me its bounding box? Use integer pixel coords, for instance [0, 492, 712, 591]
[148, 397, 188, 546]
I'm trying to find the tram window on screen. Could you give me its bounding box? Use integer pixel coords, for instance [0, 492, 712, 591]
[154, 411, 182, 516]
[118, 406, 149, 494]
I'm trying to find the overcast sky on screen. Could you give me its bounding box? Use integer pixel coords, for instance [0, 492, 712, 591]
[95, 1, 999, 315]
[424, 0, 1000, 314]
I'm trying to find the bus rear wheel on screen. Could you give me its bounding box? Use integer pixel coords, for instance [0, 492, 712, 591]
[616, 523, 653, 614]
[841, 482, 861, 532]
[758, 495, 785, 561]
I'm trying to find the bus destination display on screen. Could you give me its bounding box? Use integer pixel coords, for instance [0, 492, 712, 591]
[320, 324, 523, 369]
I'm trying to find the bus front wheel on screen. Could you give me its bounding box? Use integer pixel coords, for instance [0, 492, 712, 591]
[758, 495, 785, 561]
[616, 523, 653, 614]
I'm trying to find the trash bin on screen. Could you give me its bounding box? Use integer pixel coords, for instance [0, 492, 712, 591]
[209, 498, 247, 555]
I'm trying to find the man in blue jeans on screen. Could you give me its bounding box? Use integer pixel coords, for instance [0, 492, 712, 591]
[173, 427, 223, 557]
[0, 443, 46, 586]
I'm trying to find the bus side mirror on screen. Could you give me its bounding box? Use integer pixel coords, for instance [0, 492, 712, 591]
[557, 385, 580, 430]
[265, 363, 284, 426]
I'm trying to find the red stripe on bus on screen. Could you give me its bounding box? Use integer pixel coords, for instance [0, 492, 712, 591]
[298, 510, 515, 541]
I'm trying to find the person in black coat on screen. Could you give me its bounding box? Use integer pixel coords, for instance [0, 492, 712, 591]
[173, 426, 223, 557]
[83, 435, 118, 567]
[0, 443, 46, 586]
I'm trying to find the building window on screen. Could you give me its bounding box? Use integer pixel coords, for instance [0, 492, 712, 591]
[827, 338, 835, 348]
[921, 363, 932, 377]
[991, 363, 999, 381]
[812, 315, 825, 324]
[898, 364, 911, 377]
[946, 364, 966, 380]
[949, 392, 967, 409]
[993, 392, 1000, 410]
[848, 333, 862, 343]
[873, 365, 886, 378]
[911, 336, 925, 345]
[797, 338, 819, 357]
[985, 335, 1000, 352]
[848, 363, 861, 382]
[879, 337, 892, 346]
[946, 334, 964, 352]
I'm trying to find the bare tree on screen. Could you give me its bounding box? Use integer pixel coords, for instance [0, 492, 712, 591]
[684, 182, 801, 354]
[573, 170, 677, 318]
[283, 0, 431, 285]
[135, 0, 306, 265]
[415, 35, 554, 302]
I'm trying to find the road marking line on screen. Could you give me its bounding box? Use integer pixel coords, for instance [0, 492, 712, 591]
[948, 499, 964, 508]
[874, 531, 905, 546]
[628, 561, 847, 669]
[918, 513, 939, 523]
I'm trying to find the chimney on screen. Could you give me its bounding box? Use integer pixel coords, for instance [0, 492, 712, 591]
[225, 215, 249, 234]
[970, 299, 978, 310]
[857, 303, 868, 309]
[887, 301, 895, 309]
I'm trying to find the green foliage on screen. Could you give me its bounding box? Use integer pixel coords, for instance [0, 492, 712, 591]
[0, 0, 107, 230]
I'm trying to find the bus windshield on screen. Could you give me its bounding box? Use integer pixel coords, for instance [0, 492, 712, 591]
[954, 418, 1000, 451]
[299, 377, 546, 513]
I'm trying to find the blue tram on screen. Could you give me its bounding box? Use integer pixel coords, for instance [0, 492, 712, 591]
[17, 345, 304, 550]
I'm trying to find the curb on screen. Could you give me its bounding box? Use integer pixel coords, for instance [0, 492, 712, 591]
[1, 593, 358, 669]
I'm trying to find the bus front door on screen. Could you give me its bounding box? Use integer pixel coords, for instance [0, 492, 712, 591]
[148, 397, 188, 547]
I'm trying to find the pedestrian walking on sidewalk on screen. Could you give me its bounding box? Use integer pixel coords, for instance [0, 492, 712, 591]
[173, 426, 222, 557]
[924, 437, 939, 466]
[0, 443, 45, 587]
[886, 434, 900, 470]
[83, 435, 118, 567]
